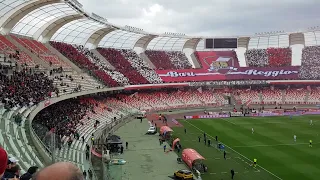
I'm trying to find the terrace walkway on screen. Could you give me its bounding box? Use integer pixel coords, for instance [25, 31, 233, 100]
[111, 118, 186, 180]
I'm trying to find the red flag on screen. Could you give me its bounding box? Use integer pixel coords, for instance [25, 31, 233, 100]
[197, 87, 202, 93]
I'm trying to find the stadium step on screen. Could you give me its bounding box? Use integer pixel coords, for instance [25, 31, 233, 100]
[305, 91, 310, 102]
[91, 49, 115, 70]
[24, 122, 47, 166]
[6, 35, 50, 69]
[44, 43, 83, 73]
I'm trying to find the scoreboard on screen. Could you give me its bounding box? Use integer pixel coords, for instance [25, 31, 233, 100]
[205, 38, 238, 49]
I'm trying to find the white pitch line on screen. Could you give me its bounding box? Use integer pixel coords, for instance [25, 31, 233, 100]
[183, 120, 283, 180]
[222, 119, 237, 125]
[233, 142, 320, 148]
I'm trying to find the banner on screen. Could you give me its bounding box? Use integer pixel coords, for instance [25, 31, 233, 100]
[258, 113, 280, 117]
[304, 112, 320, 115]
[230, 112, 244, 117]
[185, 114, 229, 119]
[156, 66, 300, 83]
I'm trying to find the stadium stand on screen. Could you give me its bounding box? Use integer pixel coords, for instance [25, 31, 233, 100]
[11, 36, 72, 71]
[119, 49, 163, 84]
[299, 46, 320, 80]
[261, 89, 283, 104]
[235, 89, 261, 105]
[245, 47, 292, 67]
[74, 45, 130, 86]
[284, 88, 307, 104]
[50, 41, 120, 87]
[96, 48, 149, 85]
[0, 70, 55, 108]
[145, 50, 192, 70]
[307, 89, 320, 104]
[0, 35, 37, 68]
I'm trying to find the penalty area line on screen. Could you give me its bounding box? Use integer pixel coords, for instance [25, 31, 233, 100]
[183, 120, 283, 180]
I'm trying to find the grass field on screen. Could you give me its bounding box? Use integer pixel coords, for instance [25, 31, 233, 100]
[172, 115, 320, 180]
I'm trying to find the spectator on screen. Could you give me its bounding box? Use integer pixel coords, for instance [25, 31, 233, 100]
[245, 48, 292, 67]
[32, 98, 92, 148]
[97, 48, 149, 85]
[20, 166, 38, 180]
[299, 46, 320, 80]
[5, 165, 20, 179]
[145, 50, 192, 70]
[50, 42, 120, 87]
[3, 157, 18, 179]
[120, 49, 163, 84]
[0, 147, 8, 179]
[245, 49, 268, 67]
[0, 70, 55, 108]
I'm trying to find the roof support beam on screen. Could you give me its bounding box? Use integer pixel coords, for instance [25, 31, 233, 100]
[84, 27, 115, 49]
[0, 0, 60, 35]
[134, 35, 157, 50]
[182, 38, 201, 68]
[34, 14, 83, 42]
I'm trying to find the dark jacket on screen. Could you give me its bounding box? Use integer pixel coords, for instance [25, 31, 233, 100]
[20, 166, 38, 180]
[20, 172, 33, 180]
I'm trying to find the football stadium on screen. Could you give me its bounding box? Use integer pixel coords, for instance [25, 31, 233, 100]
[0, 0, 320, 180]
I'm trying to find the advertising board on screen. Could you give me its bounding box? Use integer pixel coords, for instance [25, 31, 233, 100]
[230, 112, 244, 117]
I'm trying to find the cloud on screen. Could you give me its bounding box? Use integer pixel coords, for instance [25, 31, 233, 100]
[78, 0, 320, 36]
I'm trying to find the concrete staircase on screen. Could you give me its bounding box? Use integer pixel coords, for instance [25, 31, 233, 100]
[0, 106, 44, 174]
[213, 93, 224, 105]
[258, 93, 263, 103]
[91, 49, 115, 70]
[304, 91, 310, 103]
[45, 43, 83, 73]
[139, 52, 156, 69]
[281, 90, 286, 104]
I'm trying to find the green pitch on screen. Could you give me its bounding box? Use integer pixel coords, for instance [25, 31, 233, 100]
[172, 115, 320, 180]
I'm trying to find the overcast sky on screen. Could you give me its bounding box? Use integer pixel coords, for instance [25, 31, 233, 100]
[78, 0, 320, 36]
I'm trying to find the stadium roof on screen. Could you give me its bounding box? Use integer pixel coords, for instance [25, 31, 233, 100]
[0, 0, 319, 50]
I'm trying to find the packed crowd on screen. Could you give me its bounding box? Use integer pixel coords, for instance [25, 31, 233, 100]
[32, 98, 92, 146]
[245, 47, 292, 67]
[299, 46, 320, 80]
[1, 147, 86, 180]
[75, 45, 130, 86]
[50, 42, 119, 87]
[119, 49, 162, 84]
[97, 48, 149, 84]
[166, 51, 192, 69]
[145, 50, 192, 70]
[0, 148, 39, 180]
[0, 69, 55, 108]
